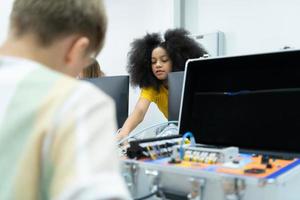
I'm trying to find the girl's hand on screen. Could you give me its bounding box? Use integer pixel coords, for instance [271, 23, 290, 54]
[116, 132, 127, 142]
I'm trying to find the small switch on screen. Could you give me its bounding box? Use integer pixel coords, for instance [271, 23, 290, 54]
[266, 163, 273, 169]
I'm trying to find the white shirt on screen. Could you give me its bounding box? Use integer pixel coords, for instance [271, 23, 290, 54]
[0, 56, 130, 200]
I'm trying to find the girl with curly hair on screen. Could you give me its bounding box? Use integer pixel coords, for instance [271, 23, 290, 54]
[117, 28, 207, 141]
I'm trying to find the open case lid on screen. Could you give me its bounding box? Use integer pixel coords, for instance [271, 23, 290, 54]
[179, 50, 300, 156]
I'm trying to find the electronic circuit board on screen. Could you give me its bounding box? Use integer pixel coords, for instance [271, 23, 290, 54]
[144, 153, 300, 179]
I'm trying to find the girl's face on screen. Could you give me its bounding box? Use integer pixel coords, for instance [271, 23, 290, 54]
[151, 47, 172, 81]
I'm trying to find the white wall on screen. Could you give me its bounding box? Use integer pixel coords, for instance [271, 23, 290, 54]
[190, 0, 300, 56]
[101, 0, 175, 75]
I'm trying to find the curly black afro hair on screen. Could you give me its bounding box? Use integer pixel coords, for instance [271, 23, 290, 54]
[127, 28, 207, 91]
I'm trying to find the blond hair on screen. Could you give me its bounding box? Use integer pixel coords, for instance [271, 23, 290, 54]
[10, 0, 107, 53]
[82, 59, 105, 78]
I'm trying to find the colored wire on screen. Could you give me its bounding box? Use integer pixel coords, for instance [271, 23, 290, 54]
[146, 146, 156, 160]
[179, 132, 196, 159]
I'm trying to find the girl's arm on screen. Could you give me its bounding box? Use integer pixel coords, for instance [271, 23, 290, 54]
[116, 97, 151, 141]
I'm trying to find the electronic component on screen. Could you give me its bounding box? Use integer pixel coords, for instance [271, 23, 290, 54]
[172, 145, 239, 164]
[126, 135, 182, 159]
